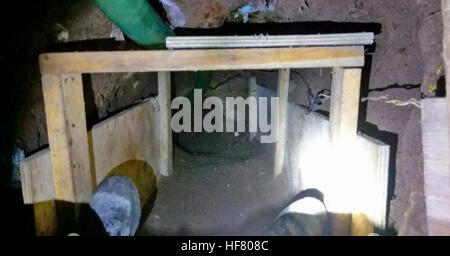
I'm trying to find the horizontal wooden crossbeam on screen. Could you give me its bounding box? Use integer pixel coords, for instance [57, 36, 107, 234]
[39, 46, 364, 74]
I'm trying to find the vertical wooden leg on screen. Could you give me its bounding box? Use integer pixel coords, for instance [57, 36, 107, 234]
[330, 68, 373, 235]
[158, 72, 173, 177]
[274, 69, 290, 177]
[33, 201, 58, 236]
[42, 73, 93, 203]
[329, 68, 362, 145]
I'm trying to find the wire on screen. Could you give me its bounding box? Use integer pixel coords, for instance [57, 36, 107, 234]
[361, 94, 421, 109]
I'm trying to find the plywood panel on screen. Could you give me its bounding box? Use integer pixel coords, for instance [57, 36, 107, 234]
[91, 99, 161, 184]
[284, 102, 389, 235]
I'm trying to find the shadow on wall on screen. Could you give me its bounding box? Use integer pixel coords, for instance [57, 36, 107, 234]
[358, 54, 398, 235]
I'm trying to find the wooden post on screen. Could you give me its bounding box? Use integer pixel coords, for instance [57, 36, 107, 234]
[33, 201, 58, 236]
[329, 68, 373, 235]
[41, 73, 93, 202]
[158, 72, 173, 176]
[329, 68, 362, 145]
[274, 69, 290, 177]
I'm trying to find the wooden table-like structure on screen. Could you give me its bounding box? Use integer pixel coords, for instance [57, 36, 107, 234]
[25, 44, 377, 235]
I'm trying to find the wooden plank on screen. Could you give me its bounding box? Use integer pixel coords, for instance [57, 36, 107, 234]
[22, 100, 163, 204]
[42, 73, 92, 203]
[92, 99, 161, 184]
[329, 68, 362, 145]
[274, 69, 290, 177]
[351, 135, 390, 235]
[283, 102, 390, 236]
[158, 72, 173, 176]
[39, 46, 365, 74]
[421, 98, 450, 235]
[166, 33, 374, 49]
[20, 149, 54, 204]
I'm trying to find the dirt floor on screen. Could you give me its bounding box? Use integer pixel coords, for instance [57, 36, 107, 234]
[1, 0, 445, 235]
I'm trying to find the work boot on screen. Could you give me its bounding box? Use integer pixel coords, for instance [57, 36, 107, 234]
[90, 176, 141, 236]
[266, 189, 328, 236]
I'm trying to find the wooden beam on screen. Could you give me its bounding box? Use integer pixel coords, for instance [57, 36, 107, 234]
[329, 68, 362, 145]
[421, 98, 450, 235]
[42, 73, 93, 203]
[166, 33, 374, 49]
[158, 72, 173, 177]
[39, 46, 364, 74]
[274, 69, 290, 177]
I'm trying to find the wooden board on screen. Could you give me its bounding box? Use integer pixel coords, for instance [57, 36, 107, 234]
[41, 73, 92, 203]
[91, 99, 161, 185]
[352, 134, 390, 235]
[283, 102, 389, 236]
[39, 46, 364, 74]
[421, 98, 450, 235]
[21, 99, 163, 204]
[274, 69, 290, 177]
[158, 72, 173, 176]
[329, 68, 362, 146]
[166, 33, 374, 49]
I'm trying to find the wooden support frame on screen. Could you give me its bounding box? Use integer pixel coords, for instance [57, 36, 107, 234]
[31, 45, 366, 235]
